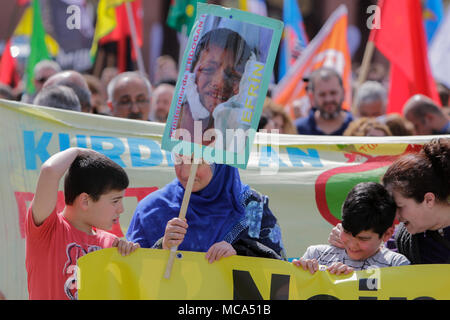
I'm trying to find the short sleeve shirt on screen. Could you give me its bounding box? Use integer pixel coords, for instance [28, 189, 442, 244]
[25, 204, 117, 300]
[295, 109, 354, 135]
[302, 244, 410, 270]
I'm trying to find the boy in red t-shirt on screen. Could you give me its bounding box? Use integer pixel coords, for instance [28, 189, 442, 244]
[25, 147, 140, 300]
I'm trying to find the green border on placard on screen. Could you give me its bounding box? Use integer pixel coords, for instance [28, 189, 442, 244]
[161, 3, 284, 169]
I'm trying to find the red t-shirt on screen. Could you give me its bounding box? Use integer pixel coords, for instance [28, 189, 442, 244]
[25, 204, 117, 300]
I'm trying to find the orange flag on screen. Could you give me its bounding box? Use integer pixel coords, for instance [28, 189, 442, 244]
[273, 5, 352, 118]
[369, 0, 441, 114]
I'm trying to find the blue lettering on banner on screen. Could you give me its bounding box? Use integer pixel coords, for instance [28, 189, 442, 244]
[259, 146, 288, 168]
[23, 131, 52, 170]
[128, 138, 162, 167]
[76, 135, 88, 148]
[22, 130, 323, 170]
[286, 147, 323, 167]
[22, 130, 175, 170]
[91, 136, 126, 167]
[59, 133, 71, 151]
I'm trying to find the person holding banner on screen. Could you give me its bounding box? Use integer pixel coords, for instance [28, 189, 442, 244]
[107, 71, 152, 121]
[294, 182, 409, 275]
[329, 138, 450, 264]
[126, 154, 287, 263]
[295, 67, 353, 135]
[25, 148, 140, 300]
[382, 137, 450, 264]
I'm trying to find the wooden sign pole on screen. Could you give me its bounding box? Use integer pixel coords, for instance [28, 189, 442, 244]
[164, 161, 199, 279]
[351, 40, 375, 115]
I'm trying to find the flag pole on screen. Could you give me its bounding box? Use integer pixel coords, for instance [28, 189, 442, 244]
[164, 160, 199, 279]
[351, 40, 375, 115]
[125, 1, 146, 75]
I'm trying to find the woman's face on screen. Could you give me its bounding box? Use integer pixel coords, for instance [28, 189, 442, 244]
[194, 44, 242, 113]
[174, 155, 213, 192]
[391, 189, 431, 234]
[271, 114, 285, 133]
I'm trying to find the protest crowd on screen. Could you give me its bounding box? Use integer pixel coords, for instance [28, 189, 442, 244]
[0, 0, 449, 300]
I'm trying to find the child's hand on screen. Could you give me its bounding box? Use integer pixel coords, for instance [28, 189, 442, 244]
[162, 218, 188, 250]
[328, 223, 345, 249]
[113, 238, 140, 256]
[205, 241, 236, 264]
[292, 258, 319, 274]
[327, 262, 354, 275]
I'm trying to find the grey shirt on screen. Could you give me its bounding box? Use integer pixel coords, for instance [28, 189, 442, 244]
[302, 244, 410, 270]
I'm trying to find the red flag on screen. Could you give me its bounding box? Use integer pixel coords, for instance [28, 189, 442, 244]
[370, 0, 441, 114]
[0, 40, 20, 88]
[99, 0, 143, 72]
[16, 0, 30, 5]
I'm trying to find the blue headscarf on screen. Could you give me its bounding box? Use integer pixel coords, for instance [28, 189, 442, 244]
[126, 164, 249, 252]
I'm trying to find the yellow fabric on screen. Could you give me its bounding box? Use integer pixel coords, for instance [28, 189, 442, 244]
[78, 248, 450, 300]
[90, 0, 135, 59]
[14, 7, 59, 56]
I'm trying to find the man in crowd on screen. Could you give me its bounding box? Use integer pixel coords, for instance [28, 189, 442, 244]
[353, 81, 387, 118]
[43, 70, 92, 113]
[403, 94, 450, 135]
[107, 72, 152, 121]
[295, 67, 353, 135]
[22, 60, 61, 104]
[149, 82, 175, 123]
[33, 85, 81, 112]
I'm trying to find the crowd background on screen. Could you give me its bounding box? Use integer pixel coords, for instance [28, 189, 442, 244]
[0, 0, 448, 136]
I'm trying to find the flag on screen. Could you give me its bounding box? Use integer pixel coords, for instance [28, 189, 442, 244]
[90, 0, 142, 69]
[14, 5, 59, 57]
[99, 0, 143, 72]
[273, 5, 352, 118]
[279, 0, 309, 81]
[0, 40, 20, 88]
[167, 0, 206, 35]
[24, 0, 51, 95]
[423, 0, 444, 43]
[429, 6, 450, 89]
[16, 0, 30, 5]
[370, 0, 441, 114]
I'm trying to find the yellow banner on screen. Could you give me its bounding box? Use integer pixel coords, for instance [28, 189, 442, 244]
[78, 248, 450, 300]
[1, 100, 448, 299]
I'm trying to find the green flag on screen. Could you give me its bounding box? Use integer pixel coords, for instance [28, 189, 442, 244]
[166, 0, 206, 35]
[25, 0, 51, 94]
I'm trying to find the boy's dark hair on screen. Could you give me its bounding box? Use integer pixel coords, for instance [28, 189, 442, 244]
[191, 28, 253, 74]
[64, 150, 129, 205]
[341, 182, 396, 238]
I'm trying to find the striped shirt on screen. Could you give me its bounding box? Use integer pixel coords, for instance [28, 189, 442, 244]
[302, 244, 410, 270]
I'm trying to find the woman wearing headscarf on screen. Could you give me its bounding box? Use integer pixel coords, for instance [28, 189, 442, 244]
[126, 155, 286, 263]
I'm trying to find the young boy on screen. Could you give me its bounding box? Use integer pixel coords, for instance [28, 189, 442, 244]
[293, 182, 410, 275]
[25, 147, 140, 300]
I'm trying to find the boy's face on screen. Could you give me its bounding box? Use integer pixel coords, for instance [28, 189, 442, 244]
[194, 44, 242, 113]
[340, 228, 388, 261]
[88, 189, 125, 231]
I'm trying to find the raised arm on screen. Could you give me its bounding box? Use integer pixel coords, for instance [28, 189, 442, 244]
[32, 147, 83, 226]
